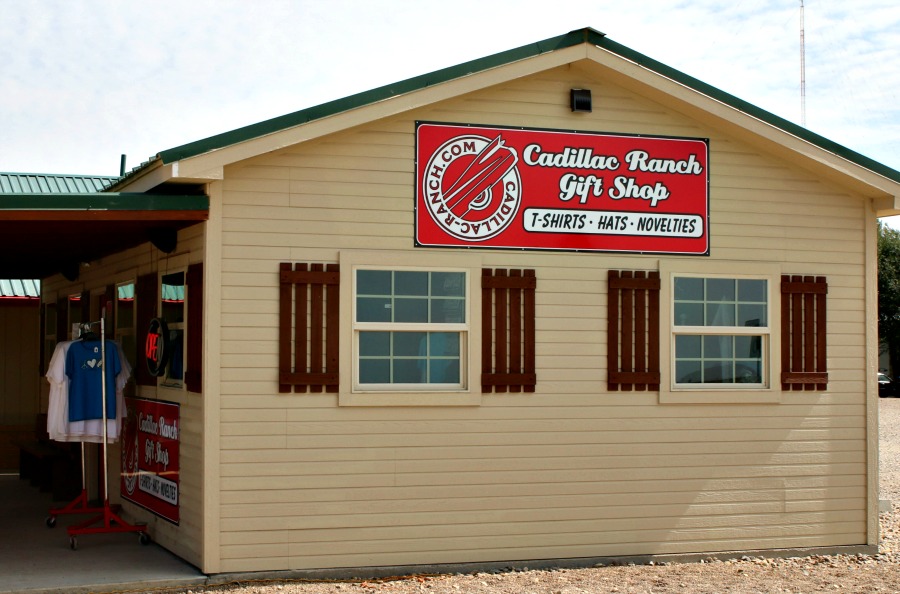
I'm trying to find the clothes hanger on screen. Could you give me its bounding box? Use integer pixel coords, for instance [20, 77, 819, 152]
[79, 323, 99, 341]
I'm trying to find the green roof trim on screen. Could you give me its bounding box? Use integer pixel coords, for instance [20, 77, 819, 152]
[153, 27, 900, 186]
[0, 193, 209, 211]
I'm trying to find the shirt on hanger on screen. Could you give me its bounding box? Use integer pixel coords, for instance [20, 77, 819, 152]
[47, 340, 131, 442]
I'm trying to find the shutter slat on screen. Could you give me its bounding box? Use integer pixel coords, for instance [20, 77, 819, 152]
[608, 271, 620, 392]
[278, 263, 293, 393]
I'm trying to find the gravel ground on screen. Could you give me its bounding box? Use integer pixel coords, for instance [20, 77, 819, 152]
[154, 399, 900, 594]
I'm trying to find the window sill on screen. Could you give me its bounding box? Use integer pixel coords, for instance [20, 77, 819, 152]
[339, 391, 482, 407]
[660, 389, 781, 405]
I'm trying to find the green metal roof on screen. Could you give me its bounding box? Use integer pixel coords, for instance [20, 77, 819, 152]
[145, 27, 900, 187]
[0, 172, 119, 194]
[0, 278, 39, 299]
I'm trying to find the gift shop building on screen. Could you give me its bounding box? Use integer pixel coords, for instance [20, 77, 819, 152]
[3, 28, 900, 575]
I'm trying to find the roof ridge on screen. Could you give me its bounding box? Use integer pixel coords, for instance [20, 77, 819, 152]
[118, 26, 900, 187]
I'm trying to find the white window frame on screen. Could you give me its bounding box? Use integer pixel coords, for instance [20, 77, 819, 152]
[660, 260, 782, 404]
[339, 250, 483, 407]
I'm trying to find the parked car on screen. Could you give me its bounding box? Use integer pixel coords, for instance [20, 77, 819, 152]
[879, 372, 897, 397]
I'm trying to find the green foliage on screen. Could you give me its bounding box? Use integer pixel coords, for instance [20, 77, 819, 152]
[879, 222, 900, 372]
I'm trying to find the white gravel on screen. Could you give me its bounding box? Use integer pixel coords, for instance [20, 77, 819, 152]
[154, 398, 900, 594]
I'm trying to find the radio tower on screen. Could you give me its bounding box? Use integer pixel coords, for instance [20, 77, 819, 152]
[800, 0, 806, 126]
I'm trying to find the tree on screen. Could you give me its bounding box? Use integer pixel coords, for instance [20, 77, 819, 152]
[878, 222, 900, 375]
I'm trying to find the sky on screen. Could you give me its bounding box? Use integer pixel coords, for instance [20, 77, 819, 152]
[2, 1, 900, 221]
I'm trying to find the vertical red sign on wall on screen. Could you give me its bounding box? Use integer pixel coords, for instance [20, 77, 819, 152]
[415, 122, 710, 255]
[121, 397, 180, 524]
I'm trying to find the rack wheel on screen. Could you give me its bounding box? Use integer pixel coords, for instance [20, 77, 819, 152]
[139, 532, 151, 545]
[45, 515, 57, 528]
[69, 536, 77, 551]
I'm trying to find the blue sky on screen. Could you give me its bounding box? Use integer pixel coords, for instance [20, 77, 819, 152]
[2, 1, 899, 222]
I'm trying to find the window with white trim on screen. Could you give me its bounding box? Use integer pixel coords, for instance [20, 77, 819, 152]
[160, 271, 185, 388]
[354, 268, 467, 390]
[673, 276, 769, 387]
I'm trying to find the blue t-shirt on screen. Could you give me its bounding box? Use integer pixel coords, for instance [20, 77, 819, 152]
[65, 340, 121, 422]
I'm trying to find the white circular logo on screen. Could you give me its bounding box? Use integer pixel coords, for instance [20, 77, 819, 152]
[422, 133, 522, 241]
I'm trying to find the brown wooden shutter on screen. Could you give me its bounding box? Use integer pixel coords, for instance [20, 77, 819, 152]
[185, 263, 204, 393]
[80, 290, 90, 326]
[781, 275, 828, 390]
[279, 263, 339, 393]
[135, 273, 158, 387]
[481, 268, 536, 393]
[56, 296, 68, 342]
[608, 270, 661, 391]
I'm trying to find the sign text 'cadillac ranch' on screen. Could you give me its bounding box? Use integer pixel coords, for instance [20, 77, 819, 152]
[415, 122, 709, 255]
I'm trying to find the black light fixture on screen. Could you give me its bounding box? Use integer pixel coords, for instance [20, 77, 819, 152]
[570, 88, 592, 112]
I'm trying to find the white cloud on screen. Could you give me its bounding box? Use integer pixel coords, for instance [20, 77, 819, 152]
[0, 0, 898, 178]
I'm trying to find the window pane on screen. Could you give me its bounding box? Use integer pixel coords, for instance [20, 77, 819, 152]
[676, 360, 702, 383]
[735, 360, 762, 383]
[738, 304, 766, 327]
[395, 298, 428, 323]
[432, 272, 466, 297]
[706, 302, 735, 326]
[430, 359, 460, 383]
[360, 359, 390, 383]
[164, 329, 184, 381]
[357, 297, 391, 322]
[393, 359, 425, 383]
[675, 335, 701, 358]
[735, 335, 762, 358]
[703, 361, 732, 383]
[431, 298, 465, 323]
[430, 332, 459, 357]
[674, 277, 703, 301]
[738, 279, 767, 303]
[358, 270, 391, 295]
[360, 331, 390, 356]
[675, 302, 703, 326]
[394, 332, 425, 356]
[706, 278, 735, 302]
[703, 335, 733, 359]
[395, 271, 428, 296]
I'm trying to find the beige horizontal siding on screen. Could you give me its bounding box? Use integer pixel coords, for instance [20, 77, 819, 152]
[215, 64, 871, 571]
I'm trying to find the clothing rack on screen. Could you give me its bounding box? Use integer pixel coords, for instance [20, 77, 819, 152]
[45, 308, 148, 549]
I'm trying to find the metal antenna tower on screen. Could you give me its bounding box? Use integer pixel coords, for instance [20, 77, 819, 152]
[800, 0, 806, 126]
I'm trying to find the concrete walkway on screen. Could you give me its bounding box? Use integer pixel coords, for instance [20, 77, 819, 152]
[0, 474, 207, 594]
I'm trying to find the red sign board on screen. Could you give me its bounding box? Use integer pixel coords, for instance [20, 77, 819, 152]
[121, 397, 180, 524]
[415, 122, 709, 255]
